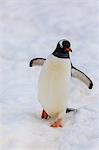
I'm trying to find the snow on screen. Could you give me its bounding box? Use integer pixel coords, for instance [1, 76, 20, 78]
[0, 0, 99, 150]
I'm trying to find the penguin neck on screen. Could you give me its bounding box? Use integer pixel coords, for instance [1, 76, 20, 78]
[52, 47, 70, 59]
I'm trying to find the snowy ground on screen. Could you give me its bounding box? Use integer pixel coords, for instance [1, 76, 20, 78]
[0, 0, 99, 150]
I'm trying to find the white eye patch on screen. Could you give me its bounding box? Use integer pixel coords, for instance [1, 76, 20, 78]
[59, 39, 65, 48]
[59, 40, 63, 48]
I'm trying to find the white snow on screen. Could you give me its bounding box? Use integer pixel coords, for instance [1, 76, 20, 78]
[0, 0, 99, 150]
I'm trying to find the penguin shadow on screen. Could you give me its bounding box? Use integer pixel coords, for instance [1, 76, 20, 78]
[32, 112, 61, 127]
[64, 108, 79, 127]
[64, 106, 95, 127]
[32, 112, 52, 126]
[32, 109, 79, 128]
[32, 112, 42, 122]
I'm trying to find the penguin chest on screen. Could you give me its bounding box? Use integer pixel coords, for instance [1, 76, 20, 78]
[38, 55, 71, 116]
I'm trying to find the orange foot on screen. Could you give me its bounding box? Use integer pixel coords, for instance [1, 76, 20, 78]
[41, 109, 49, 119]
[51, 119, 63, 128]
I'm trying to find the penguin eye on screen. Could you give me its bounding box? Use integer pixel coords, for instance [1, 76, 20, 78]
[63, 41, 70, 48]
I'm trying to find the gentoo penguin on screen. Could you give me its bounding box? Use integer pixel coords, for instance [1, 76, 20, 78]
[29, 39, 93, 128]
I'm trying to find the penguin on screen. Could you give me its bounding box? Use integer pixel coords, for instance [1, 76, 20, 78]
[29, 39, 93, 128]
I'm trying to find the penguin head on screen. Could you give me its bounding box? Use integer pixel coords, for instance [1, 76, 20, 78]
[57, 39, 72, 52]
[52, 39, 72, 58]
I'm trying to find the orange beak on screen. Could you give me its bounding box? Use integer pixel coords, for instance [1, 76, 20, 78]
[65, 47, 72, 52]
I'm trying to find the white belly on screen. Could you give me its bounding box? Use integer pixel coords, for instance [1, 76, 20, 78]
[38, 55, 71, 116]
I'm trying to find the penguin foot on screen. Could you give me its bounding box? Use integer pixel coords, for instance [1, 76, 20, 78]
[41, 109, 49, 119]
[51, 119, 63, 128]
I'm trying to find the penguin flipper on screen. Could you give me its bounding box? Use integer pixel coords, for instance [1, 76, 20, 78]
[71, 66, 93, 89]
[29, 58, 46, 67]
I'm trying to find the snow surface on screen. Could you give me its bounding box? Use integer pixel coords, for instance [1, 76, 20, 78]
[0, 0, 99, 150]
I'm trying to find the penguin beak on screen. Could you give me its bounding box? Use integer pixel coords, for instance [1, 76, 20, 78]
[65, 47, 72, 52]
